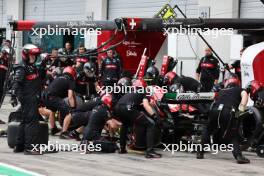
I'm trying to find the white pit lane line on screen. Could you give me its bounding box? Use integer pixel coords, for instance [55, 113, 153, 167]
[0, 162, 45, 176]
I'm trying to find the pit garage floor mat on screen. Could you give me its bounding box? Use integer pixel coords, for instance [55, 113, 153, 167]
[0, 163, 44, 176]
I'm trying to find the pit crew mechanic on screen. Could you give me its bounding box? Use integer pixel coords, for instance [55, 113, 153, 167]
[42, 66, 77, 139]
[114, 79, 162, 158]
[196, 47, 220, 92]
[10, 44, 46, 155]
[100, 49, 122, 86]
[197, 75, 250, 164]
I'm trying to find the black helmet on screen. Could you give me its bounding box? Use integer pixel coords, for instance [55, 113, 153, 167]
[169, 83, 182, 93]
[117, 77, 132, 87]
[145, 66, 159, 79]
[113, 78, 132, 98]
[83, 62, 96, 78]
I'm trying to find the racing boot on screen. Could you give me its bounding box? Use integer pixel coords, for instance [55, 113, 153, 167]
[69, 130, 81, 141]
[145, 149, 162, 158]
[118, 146, 128, 154]
[50, 127, 61, 136]
[196, 151, 204, 159]
[235, 154, 250, 164]
[59, 131, 73, 139]
[24, 149, 43, 155]
[60, 130, 80, 140]
[13, 145, 24, 153]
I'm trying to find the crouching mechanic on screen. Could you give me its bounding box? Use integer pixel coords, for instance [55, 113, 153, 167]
[58, 97, 102, 140]
[197, 75, 250, 164]
[163, 71, 202, 92]
[10, 44, 46, 155]
[42, 66, 77, 139]
[81, 94, 122, 153]
[114, 79, 162, 158]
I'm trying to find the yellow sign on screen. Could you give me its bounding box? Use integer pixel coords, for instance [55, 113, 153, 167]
[156, 4, 177, 20]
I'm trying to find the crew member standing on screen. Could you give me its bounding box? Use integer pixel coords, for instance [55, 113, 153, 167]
[58, 42, 74, 67]
[44, 48, 63, 87]
[196, 47, 220, 92]
[10, 44, 45, 155]
[100, 49, 122, 87]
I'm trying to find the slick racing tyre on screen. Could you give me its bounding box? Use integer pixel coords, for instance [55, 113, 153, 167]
[7, 121, 20, 148]
[7, 121, 49, 148]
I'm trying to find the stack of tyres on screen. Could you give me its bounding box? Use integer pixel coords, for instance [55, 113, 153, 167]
[7, 112, 49, 148]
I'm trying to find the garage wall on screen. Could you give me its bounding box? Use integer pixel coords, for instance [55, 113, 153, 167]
[108, 0, 199, 77]
[108, 0, 198, 19]
[24, 0, 87, 21]
[176, 0, 199, 18]
[23, 0, 87, 52]
[0, 0, 6, 28]
[240, 0, 264, 18]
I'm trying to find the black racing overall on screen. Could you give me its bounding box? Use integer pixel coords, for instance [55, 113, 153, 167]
[200, 86, 243, 158]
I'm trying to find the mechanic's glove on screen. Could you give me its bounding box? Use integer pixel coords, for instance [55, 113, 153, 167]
[10, 96, 18, 107]
[118, 146, 127, 154]
[235, 104, 246, 118]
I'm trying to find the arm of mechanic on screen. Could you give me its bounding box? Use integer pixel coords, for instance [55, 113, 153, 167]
[239, 90, 249, 112]
[68, 89, 76, 108]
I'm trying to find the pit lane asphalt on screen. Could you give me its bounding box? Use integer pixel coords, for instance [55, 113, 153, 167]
[1, 97, 264, 176]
